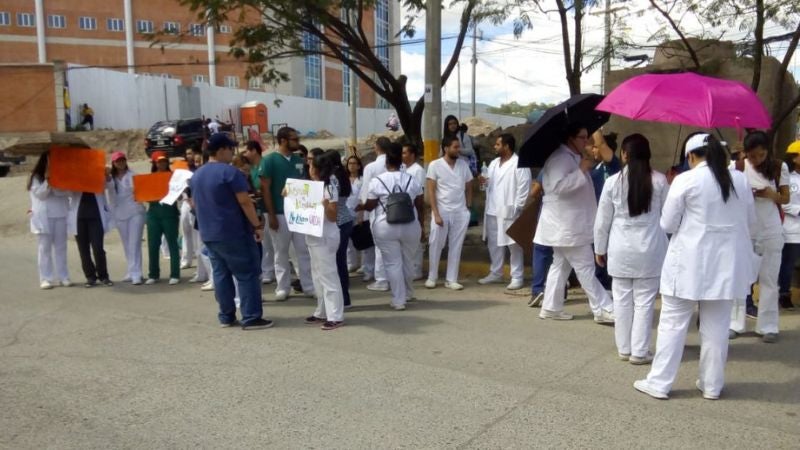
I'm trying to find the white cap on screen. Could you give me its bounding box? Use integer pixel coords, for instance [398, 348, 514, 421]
[684, 133, 711, 157]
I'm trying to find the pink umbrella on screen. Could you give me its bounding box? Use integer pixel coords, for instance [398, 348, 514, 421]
[596, 72, 771, 129]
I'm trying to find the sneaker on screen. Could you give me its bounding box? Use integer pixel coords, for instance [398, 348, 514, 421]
[261, 277, 275, 285]
[633, 380, 668, 400]
[100, 279, 113, 287]
[60, 279, 72, 287]
[538, 309, 573, 320]
[189, 274, 204, 283]
[355, 266, 365, 274]
[275, 290, 289, 302]
[406, 296, 417, 302]
[506, 279, 524, 290]
[367, 281, 389, 292]
[594, 310, 615, 324]
[478, 274, 504, 285]
[630, 352, 654, 365]
[778, 294, 795, 310]
[728, 329, 739, 340]
[180, 262, 191, 270]
[745, 304, 758, 319]
[305, 315, 326, 325]
[121, 276, 132, 283]
[40, 280, 54, 290]
[200, 280, 214, 291]
[392, 304, 406, 311]
[762, 333, 778, 343]
[695, 380, 719, 400]
[424, 279, 437, 289]
[348, 265, 358, 273]
[168, 278, 180, 285]
[241, 318, 275, 330]
[618, 353, 631, 361]
[291, 279, 302, 292]
[528, 292, 544, 308]
[444, 281, 464, 290]
[321, 321, 344, 331]
[145, 278, 157, 285]
[84, 280, 97, 288]
[219, 320, 239, 328]
[362, 273, 374, 282]
[131, 279, 143, 286]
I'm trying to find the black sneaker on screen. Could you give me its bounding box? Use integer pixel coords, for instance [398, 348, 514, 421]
[778, 294, 795, 310]
[746, 304, 758, 319]
[219, 320, 239, 328]
[291, 279, 302, 292]
[84, 280, 97, 288]
[305, 315, 326, 325]
[100, 279, 114, 287]
[241, 318, 274, 330]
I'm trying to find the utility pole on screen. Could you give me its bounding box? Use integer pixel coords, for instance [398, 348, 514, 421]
[471, 28, 478, 118]
[602, 0, 611, 94]
[457, 61, 462, 119]
[423, 0, 441, 165]
[348, 9, 357, 147]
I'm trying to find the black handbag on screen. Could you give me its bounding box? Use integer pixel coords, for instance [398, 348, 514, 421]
[350, 220, 374, 250]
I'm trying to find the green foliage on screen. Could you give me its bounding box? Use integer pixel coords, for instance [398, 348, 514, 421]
[486, 100, 555, 117]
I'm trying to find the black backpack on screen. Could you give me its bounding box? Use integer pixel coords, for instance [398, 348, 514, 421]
[376, 175, 415, 224]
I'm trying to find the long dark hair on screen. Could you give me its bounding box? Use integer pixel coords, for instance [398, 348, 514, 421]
[345, 155, 363, 177]
[314, 150, 352, 197]
[621, 134, 653, 217]
[28, 151, 49, 191]
[443, 115, 459, 138]
[689, 135, 736, 202]
[744, 130, 779, 180]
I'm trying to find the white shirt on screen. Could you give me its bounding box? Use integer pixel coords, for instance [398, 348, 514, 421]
[346, 176, 362, 216]
[744, 159, 789, 240]
[367, 171, 423, 226]
[484, 154, 530, 217]
[208, 120, 220, 134]
[360, 154, 386, 204]
[426, 157, 473, 214]
[782, 170, 800, 243]
[29, 176, 71, 234]
[660, 162, 756, 300]
[306, 180, 339, 247]
[404, 162, 426, 194]
[107, 170, 146, 221]
[594, 168, 669, 278]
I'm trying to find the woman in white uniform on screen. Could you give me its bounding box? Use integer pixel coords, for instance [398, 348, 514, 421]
[363, 143, 424, 310]
[402, 143, 427, 280]
[107, 151, 146, 285]
[778, 143, 800, 310]
[345, 154, 364, 272]
[730, 131, 789, 343]
[594, 134, 668, 364]
[634, 134, 755, 401]
[28, 151, 72, 289]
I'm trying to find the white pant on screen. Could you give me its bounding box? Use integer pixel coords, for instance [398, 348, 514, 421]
[485, 214, 524, 281]
[731, 235, 782, 335]
[543, 245, 613, 316]
[197, 243, 210, 281]
[428, 209, 470, 283]
[613, 277, 659, 357]
[179, 201, 196, 266]
[645, 296, 733, 397]
[260, 215, 275, 280]
[374, 220, 420, 306]
[346, 241, 361, 270]
[36, 217, 69, 283]
[116, 213, 145, 282]
[367, 219, 386, 282]
[308, 234, 344, 322]
[268, 214, 313, 293]
[413, 239, 424, 279]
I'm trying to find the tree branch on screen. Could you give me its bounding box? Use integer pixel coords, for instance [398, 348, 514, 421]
[648, 0, 701, 70]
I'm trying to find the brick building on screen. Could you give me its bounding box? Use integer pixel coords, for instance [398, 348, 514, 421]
[0, 0, 401, 108]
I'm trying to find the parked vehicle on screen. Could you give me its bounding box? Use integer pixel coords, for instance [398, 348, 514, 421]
[145, 118, 205, 158]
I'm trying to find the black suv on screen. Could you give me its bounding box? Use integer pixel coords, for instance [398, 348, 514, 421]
[145, 118, 205, 158]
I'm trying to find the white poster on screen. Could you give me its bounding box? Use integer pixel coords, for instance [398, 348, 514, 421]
[160, 169, 193, 205]
[284, 178, 325, 237]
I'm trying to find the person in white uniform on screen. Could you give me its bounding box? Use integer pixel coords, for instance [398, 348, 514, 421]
[594, 134, 668, 364]
[425, 135, 474, 290]
[28, 151, 72, 289]
[634, 134, 756, 401]
[730, 131, 790, 343]
[345, 154, 364, 272]
[364, 143, 424, 310]
[778, 142, 800, 310]
[360, 137, 391, 290]
[534, 122, 614, 322]
[179, 191, 198, 270]
[402, 143, 427, 280]
[478, 133, 531, 290]
[107, 151, 146, 285]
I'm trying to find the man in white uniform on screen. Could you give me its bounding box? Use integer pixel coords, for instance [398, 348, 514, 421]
[478, 133, 531, 290]
[534, 122, 614, 323]
[426, 135, 474, 290]
[402, 143, 427, 280]
[359, 137, 390, 291]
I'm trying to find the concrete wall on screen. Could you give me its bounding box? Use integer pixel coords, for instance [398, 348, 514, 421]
[0, 63, 59, 133]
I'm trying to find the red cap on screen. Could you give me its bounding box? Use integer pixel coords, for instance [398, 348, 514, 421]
[151, 151, 168, 162]
[111, 151, 126, 162]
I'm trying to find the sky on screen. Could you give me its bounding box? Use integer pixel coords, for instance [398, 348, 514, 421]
[399, 0, 800, 108]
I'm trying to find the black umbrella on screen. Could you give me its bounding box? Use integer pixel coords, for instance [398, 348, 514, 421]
[518, 94, 610, 168]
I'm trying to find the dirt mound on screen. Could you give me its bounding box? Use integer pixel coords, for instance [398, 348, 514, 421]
[461, 117, 501, 137]
[364, 130, 404, 146]
[74, 130, 147, 161]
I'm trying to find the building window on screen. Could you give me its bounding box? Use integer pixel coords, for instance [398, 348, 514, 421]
[137, 20, 153, 33]
[163, 21, 179, 34]
[107, 18, 124, 32]
[192, 74, 208, 85]
[79, 16, 97, 30]
[224, 76, 239, 88]
[47, 14, 65, 29]
[342, 49, 358, 105]
[374, 0, 390, 69]
[17, 12, 34, 27]
[0, 12, 9, 26]
[190, 23, 205, 36]
[303, 29, 322, 99]
[248, 77, 262, 90]
[219, 24, 232, 33]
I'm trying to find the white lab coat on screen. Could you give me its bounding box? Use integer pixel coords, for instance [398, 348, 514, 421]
[404, 162, 426, 195]
[482, 153, 531, 246]
[534, 144, 596, 247]
[782, 170, 800, 244]
[659, 162, 756, 300]
[29, 176, 71, 234]
[107, 170, 146, 221]
[594, 168, 669, 278]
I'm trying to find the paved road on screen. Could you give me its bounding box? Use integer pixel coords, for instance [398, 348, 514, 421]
[1, 235, 798, 449]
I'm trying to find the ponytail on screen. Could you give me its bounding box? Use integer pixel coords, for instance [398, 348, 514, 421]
[621, 134, 653, 217]
[703, 136, 736, 202]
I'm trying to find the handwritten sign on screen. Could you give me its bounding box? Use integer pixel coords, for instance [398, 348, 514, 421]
[284, 178, 324, 237]
[49, 146, 106, 193]
[132, 172, 171, 202]
[160, 169, 193, 205]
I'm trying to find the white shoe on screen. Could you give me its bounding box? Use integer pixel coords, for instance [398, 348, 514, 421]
[392, 304, 406, 311]
[633, 380, 668, 400]
[355, 266, 365, 274]
[200, 281, 214, 291]
[261, 277, 275, 285]
[362, 273, 374, 282]
[348, 265, 358, 273]
[131, 279, 143, 286]
[424, 279, 437, 289]
[629, 352, 654, 365]
[695, 380, 719, 400]
[444, 281, 464, 290]
[275, 290, 289, 301]
[618, 353, 631, 361]
[478, 274, 503, 285]
[60, 279, 72, 288]
[40, 280, 54, 290]
[189, 274, 205, 283]
[121, 276, 132, 283]
[180, 262, 191, 269]
[506, 279, 524, 290]
[594, 310, 615, 324]
[168, 278, 180, 285]
[366, 281, 389, 292]
[145, 278, 157, 285]
[538, 309, 573, 320]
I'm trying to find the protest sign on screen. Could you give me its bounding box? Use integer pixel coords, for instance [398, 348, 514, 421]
[49, 146, 106, 193]
[284, 178, 324, 237]
[160, 169, 193, 205]
[171, 160, 189, 171]
[133, 172, 171, 202]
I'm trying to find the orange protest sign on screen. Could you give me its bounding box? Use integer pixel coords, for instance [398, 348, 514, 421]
[133, 172, 171, 202]
[171, 160, 189, 170]
[48, 146, 106, 193]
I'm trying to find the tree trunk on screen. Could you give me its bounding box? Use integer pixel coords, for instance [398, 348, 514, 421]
[570, 0, 584, 95]
[751, 0, 765, 92]
[555, 0, 577, 96]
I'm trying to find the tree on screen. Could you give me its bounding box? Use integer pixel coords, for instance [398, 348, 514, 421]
[486, 100, 555, 116]
[177, 0, 505, 148]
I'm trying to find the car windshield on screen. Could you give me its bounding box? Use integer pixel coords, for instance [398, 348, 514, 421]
[149, 121, 176, 134]
[177, 120, 202, 133]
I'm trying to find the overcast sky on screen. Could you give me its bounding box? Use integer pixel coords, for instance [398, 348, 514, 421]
[399, 0, 800, 107]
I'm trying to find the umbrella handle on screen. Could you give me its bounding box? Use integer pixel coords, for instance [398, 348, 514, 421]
[672, 124, 683, 167]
